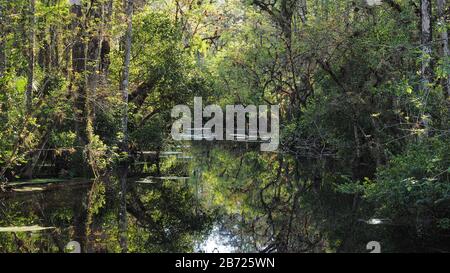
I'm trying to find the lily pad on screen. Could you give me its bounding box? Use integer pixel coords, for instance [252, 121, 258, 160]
[0, 225, 56, 232]
[136, 179, 157, 184]
[145, 176, 190, 180]
[12, 187, 45, 192]
[9, 178, 68, 187]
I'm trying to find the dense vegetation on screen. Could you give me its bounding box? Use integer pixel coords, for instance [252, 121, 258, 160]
[0, 0, 449, 252]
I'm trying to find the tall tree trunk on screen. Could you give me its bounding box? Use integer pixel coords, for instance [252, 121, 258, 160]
[86, 0, 102, 135]
[420, 0, 433, 85]
[0, 1, 5, 78]
[26, 0, 36, 113]
[45, 0, 57, 71]
[70, 0, 89, 175]
[50, 25, 59, 70]
[0, 0, 5, 123]
[419, 0, 433, 138]
[280, 0, 293, 46]
[92, 0, 112, 119]
[100, 0, 113, 78]
[118, 0, 134, 253]
[437, 0, 450, 98]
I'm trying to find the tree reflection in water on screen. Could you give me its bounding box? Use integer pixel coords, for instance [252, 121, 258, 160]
[0, 178, 214, 253]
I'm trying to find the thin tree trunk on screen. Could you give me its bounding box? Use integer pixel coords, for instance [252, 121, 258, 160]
[100, 0, 113, 78]
[118, 0, 134, 253]
[86, 0, 102, 134]
[437, 0, 450, 97]
[68, 2, 89, 250]
[70, 0, 90, 175]
[0, 1, 5, 78]
[50, 25, 59, 69]
[121, 1, 133, 146]
[420, 0, 433, 85]
[419, 0, 433, 137]
[26, 0, 36, 113]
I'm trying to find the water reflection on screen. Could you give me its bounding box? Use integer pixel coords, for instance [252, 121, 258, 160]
[0, 178, 215, 253]
[0, 181, 92, 252]
[1, 144, 444, 253]
[196, 226, 236, 253]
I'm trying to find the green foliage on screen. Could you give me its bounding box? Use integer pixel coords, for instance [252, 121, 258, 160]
[1, 0, 449, 252]
[364, 138, 450, 221]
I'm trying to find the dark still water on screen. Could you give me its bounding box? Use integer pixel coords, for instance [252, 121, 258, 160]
[0, 147, 442, 253]
[0, 177, 257, 253]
